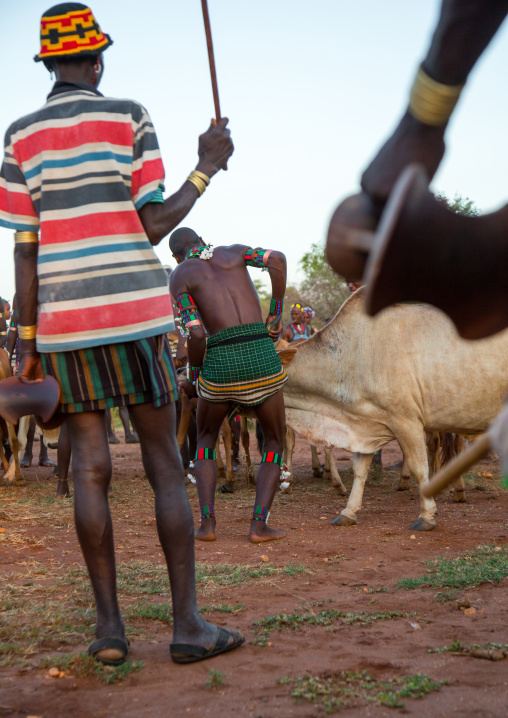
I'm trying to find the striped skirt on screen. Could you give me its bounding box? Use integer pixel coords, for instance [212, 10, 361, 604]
[198, 322, 287, 406]
[40, 335, 178, 413]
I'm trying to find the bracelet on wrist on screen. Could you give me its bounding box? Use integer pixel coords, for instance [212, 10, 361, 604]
[269, 298, 284, 316]
[408, 66, 463, 127]
[19, 325, 37, 340]
[187, 365, 201, 384]
[187, 170, 210, 197]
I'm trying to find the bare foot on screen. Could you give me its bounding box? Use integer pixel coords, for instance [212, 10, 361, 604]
[249, 522, 285, 543]
[195, 518, 216, 542]
[56, 480, 70, 498]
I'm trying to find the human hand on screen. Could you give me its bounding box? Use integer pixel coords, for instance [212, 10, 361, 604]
[265, 314, 282, 343]
[361, 111, 445, 205]
[18, 341, 44, 383]
[180, 378, 198, 399]
[197, 117, 234, 175]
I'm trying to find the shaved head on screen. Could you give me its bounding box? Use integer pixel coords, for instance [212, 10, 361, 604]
[169, 227, 202, 260]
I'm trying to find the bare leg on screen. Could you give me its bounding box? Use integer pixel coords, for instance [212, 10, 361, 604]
[20, 416, 35, 468]
[66, 411, 124, 660]
[194, 399, 231, 541]
[56, 420, 71, 498]
[218, 418, 235, 492]
[129, 401, 233, 651]
[250, 391, 286, 543]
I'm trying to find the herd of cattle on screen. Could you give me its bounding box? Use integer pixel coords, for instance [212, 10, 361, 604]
[2, 288, 507, 532]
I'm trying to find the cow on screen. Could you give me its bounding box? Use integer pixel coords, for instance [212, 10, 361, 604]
[279, 289, 508, 531]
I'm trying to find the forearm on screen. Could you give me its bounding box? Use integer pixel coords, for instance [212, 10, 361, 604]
[267, 252, 287, 304]
[139, 149, 228, 245]
[6, 328, 17, 355]
[139, 182, 201, 246]
[424, 0, 508, 84]
[187, 335, 206, 368]
[14, 239, 39, 357]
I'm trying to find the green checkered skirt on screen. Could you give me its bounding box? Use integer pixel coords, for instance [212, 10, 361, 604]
[198, 322, 287, 405]
[40, 335, 178, 413]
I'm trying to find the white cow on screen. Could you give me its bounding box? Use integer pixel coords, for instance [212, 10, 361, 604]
[280, 289, 508, 530]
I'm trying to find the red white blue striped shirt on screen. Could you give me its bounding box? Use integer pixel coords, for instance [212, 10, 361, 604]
[0, 86, 174, 352]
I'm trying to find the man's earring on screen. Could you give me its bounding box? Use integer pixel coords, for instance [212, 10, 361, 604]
[92, 60, 100, 85]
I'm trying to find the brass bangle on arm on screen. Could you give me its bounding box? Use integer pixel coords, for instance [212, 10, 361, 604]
[14, 231, 39, 244]
[18, 325, 37, 340]
[186, 170, 210, 197]
[409, 66, 464, 126]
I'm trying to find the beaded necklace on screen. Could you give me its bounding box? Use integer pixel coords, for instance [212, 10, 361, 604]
[184, 244, 214, 261]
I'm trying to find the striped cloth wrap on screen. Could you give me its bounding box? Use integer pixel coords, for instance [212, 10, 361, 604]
[197, 322, 287, 406]
[41, 335, 178, 414]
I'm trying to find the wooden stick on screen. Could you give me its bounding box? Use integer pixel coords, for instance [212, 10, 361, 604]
[422, 432, 492, 499]
[201, 0, 221, 122]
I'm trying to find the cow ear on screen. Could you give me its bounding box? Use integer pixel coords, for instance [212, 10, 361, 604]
[277, 346, 298, 366]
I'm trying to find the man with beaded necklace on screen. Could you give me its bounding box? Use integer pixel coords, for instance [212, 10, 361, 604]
[169, 227, 288, 543]
[0, 3, 243, 666]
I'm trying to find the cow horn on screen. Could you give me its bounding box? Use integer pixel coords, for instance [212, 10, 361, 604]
[0, 375, 60, 424]
[363, 164, 508, 340]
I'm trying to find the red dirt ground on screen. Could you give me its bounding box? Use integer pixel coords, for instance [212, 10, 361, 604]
[1, 434, 508, 717]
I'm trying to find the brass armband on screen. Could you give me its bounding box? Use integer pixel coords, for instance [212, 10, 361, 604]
[187, 170, 210, 196]
[409, 66, 463, 126]
[14, 231, 39, 244]
[18, 325, 37, 340]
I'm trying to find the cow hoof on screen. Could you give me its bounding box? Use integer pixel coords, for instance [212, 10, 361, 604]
[409, 518, 436, 532]
[453, 491, 467, 503]
[313, 469, 324, 478]
[218, 483, 234, 494]
[333, 484, 348, 496]
[396, 480, 410, 492]
[332, 514, 358, 527]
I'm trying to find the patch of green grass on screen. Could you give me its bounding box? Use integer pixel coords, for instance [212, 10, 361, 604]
[289, 672, 445, 712]
[276, 675, 291, 684]
[281, 562, 308, 576]
[61, 559, 294, 597]
[205, 668, 226, 689]
[200, 602, 245, 614]
[125, 602, 172, 623]
[397, 545, 508, 591]
[40, 653, 143, 684]
[435, 590, 459, 603]
[251, 609, 409, 646]
[355, 586, 388, 594]
[430, 639, 508, 654]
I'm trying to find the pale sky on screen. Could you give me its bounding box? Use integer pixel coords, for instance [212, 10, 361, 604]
[2, 0, 508, 303]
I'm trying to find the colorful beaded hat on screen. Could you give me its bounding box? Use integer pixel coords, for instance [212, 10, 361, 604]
[34, 3, 112, 63]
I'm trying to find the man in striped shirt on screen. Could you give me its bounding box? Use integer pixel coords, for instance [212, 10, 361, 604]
[0, 3, 243, 665]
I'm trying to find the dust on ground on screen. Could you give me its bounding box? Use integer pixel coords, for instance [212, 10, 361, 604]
[1, 434, 508, 717]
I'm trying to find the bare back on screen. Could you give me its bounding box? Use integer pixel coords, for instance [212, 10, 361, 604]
[170, 245, 263, 335]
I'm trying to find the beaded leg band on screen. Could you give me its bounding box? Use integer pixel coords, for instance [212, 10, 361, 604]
[195, 448, 216, 461]
[252, 506, 269, 522]
[261, 451, 283, 466]
[201, 504, 215, 520]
